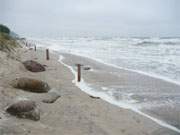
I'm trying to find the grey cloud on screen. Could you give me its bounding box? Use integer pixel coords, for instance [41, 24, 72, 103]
[0, 0, 179, 37]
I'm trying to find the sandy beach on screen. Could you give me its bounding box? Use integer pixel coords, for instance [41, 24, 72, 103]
[0, 46, 179, 135]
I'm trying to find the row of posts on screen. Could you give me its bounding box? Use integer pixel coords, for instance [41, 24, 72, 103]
[27, 42, 81, 82]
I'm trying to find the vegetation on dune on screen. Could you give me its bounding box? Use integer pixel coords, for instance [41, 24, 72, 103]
[0, 24, 10, 34]
[0, 24, 20, 52]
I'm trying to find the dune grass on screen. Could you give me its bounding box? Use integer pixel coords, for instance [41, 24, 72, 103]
[0, 32, 20, 52]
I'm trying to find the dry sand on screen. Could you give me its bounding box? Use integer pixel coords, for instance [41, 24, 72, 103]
[0, 47, 179, 135]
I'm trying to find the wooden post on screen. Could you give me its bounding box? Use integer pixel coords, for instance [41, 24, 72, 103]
[77, 64, 82, 82]
[46, 49, 49, 60]
[34, 45, 36, 51]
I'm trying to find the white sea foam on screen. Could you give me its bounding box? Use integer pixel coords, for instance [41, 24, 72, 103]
[101, 87, 108, 90]
[58, 54, 180, 133]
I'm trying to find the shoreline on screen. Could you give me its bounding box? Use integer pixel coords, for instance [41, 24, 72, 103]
[0, 47, 179, 135]
[57, 50, 180, 87]
[58, 51, 180, 134]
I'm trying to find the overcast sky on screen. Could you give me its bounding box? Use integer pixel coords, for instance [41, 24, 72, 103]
[0, 0, 180, 37]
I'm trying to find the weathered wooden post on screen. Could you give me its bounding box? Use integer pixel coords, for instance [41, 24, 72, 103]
[76, 64, 82, 82]
[34, 45, 36, 51]
[46, 49, 49, 60]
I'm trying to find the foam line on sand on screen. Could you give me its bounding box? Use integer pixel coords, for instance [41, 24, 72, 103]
[58, 54, 180, 134]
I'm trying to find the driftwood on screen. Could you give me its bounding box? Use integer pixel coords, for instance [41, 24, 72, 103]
[89, 95, 100, 99]
[83, 67, 91, 71]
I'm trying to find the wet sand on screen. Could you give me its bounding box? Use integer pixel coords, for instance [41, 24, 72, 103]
[61, 52, 180, 134]
[0, 47, 179, 135]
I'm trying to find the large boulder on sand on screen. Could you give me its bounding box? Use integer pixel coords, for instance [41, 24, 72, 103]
[22, 60, 45, 72]
[6, 100, 40, 121]
[42, 92, 61, 104]
[12, 78, 50, 93]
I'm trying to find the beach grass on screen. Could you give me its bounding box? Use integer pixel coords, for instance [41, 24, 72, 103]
[0, 32, 20, 52]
